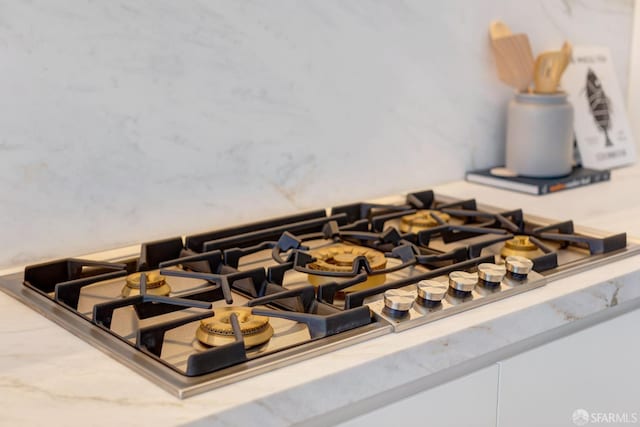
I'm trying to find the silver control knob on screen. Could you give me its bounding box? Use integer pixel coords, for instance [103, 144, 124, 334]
[448, 271, 478, 292]
[417, 280, 447, 302]
[505, 256, 534, 276]
[384, 289, 416, 312]
[477, 263, 506, 283]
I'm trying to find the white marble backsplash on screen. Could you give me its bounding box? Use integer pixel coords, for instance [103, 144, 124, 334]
[0, 0, 633, 267]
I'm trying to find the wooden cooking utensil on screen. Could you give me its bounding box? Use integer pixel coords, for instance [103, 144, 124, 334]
[489, 20, 512, 39]
[559, 41, 572, 74]
[533, 41, 572, 94]
[489, 21, 535, 92]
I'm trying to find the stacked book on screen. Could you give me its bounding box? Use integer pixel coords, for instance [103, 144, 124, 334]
[465, 167, 610, 195]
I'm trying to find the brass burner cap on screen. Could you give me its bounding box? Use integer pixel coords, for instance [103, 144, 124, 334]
[400, 210, 450, 233]
[306, 244, 387, 292]
[500, 235, 544, 259]
[121, 271, 171, 297]
[196, 307, 273, 348]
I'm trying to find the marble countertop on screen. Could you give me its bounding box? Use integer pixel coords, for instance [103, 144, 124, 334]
[2, 164, 640, 427]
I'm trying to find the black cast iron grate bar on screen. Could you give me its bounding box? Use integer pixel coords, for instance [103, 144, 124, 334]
[24, 258, 128, 295]
[435, 198, 477, 211]
[405, 190, 436, 209]
[417, 224, 509, 246]
[527, 235, 555, 253]
[370, 209, 417, 233]
[439, 209, 524, 233]
[467, 234, 515, 259]
[158, 250, 224, 274]
[185, 209, 328, 252]
[55, 270, 128, 310]
[136, 310, 214, 356]
[330, 202, 413, 223]
[535, 232, 627, 254]
[225, 242, 279, 269]
[532, 220, 575, 235]
[200, 213, 350, 253]
[159, 269, 234, 304]
[247, 285, 317, 314]
[135, 286, 225, 319]
[93, 293, 213, 329]
[415, 247, 472, 265]
[138, 237, 185, 271]
[315, 272, 373, 305]
[250, 306, 373, 339]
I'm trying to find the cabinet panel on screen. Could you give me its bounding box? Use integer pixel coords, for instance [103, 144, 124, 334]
[338, 365, 499, 427]
[498, 309, 640, 427]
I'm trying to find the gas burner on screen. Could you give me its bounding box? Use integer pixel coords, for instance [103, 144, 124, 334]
[121, 271, 171, 297]
[196, 307, 274, 348]
[307, 244, 387, 291]
[399, 210, 450, 233]
[500, 235, 545, 259]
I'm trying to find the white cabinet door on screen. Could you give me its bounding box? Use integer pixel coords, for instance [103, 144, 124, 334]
[337, 364, 499, 427]
[497, 309, 640, 427]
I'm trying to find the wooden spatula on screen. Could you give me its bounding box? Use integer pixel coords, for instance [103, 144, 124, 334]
[559, 41, 572, 75]
[489, 21, 535, 92]
[533, 41, 572, 94]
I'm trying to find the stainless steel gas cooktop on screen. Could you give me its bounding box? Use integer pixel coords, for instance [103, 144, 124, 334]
[1, 190, 638, 398]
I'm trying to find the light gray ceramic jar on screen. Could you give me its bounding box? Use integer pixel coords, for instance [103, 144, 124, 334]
[505, 92, 574, 177]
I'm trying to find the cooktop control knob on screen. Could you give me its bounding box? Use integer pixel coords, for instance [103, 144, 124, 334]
[505, 256, 534, 280]
[416, 280, 448, 307]
[448, 271, 478, 298]
[383, 289, 416, 318]
[477, 263, 506, 288]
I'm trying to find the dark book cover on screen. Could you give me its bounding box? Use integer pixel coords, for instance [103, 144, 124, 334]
[465, 166, 610, 195]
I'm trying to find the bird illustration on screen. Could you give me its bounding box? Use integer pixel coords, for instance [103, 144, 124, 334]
[585, 68, 613, 147]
